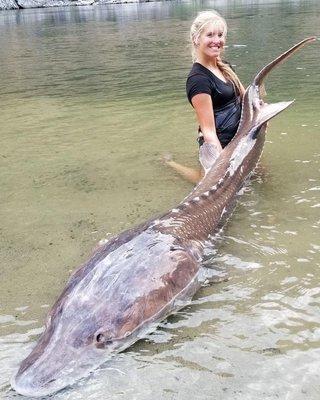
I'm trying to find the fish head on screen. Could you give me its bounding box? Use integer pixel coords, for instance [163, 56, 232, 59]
[11, 230, 187, 397]
[11, 289, 120, 397]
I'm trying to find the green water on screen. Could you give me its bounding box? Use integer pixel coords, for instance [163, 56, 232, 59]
[0, 1, 319, 398]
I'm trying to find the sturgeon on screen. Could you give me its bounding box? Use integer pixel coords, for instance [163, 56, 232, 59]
[11, 37, 315, 397]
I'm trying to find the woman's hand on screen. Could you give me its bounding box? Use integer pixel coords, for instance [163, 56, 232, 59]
[202, 132, 223, 152]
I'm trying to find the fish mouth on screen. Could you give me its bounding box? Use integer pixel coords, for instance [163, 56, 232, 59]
[11, 375, 61, 398]
[11, 366, 74, 398]
[11, 361, 99, 397]
[12, 367, 79, 397]
[11, 346, 109, 397]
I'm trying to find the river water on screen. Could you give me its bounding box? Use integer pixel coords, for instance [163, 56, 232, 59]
[0, 0, 319, 399]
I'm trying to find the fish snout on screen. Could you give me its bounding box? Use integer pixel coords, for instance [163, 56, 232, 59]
[11, 370, 60, 398]
[11, 342, 110, 397]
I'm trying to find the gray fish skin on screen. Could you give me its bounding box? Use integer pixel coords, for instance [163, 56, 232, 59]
[11, 37, 315, 398]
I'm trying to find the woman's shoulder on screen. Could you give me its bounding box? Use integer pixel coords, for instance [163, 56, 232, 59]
[186, 63, 213, 91]
[186, 63, 214, 103]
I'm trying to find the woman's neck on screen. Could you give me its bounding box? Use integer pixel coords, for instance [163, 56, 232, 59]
[195, 54, 219, 70]
[195, 56, 228, 83]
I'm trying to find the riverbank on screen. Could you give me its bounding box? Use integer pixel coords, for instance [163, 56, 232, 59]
[0, 0, 152, 10]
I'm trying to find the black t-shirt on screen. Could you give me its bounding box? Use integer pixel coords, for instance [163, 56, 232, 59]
[186, 62, 236, 109]
[186, 62, 241, 147]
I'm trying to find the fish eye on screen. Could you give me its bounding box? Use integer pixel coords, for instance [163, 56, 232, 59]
[95, 332, 113, 346]
[96, 333, 105, 343]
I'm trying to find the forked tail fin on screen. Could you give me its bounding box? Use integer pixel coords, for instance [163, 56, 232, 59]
[253, 37, 316, 96]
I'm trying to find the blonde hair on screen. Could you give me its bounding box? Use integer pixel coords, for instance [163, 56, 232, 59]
[190, 11, 245, 97]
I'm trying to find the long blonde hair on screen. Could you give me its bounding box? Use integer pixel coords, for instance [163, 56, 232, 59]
[190, 11, 245, 97]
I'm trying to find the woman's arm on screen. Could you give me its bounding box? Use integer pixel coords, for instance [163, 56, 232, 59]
[191, 93, 222, 152]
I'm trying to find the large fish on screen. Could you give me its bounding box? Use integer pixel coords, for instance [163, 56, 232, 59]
[11, 37, 315, 397]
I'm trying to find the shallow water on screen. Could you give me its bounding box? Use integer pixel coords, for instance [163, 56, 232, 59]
[0, 0, 320, 398]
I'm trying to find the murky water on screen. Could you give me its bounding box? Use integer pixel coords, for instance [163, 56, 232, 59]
[0, 0, 319, 398]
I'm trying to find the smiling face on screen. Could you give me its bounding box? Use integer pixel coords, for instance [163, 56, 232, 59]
[190, 11, 228, 62]
[197, 22, 226, 61]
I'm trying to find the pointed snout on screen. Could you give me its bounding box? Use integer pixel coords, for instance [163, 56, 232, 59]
[11, 373, 58, 398]
[11, 338, 112, 397]
[11, 353, 74, 397]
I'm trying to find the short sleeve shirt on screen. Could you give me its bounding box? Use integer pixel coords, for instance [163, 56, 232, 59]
[186, 62, 237, 109]
[185, 62, 242, 148]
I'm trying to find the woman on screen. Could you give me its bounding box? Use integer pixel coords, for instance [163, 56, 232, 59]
[166, 10, 245, 183]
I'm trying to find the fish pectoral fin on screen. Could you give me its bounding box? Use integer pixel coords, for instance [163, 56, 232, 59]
[256, 100, 294, 127]
[199, 142, 220, 173]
